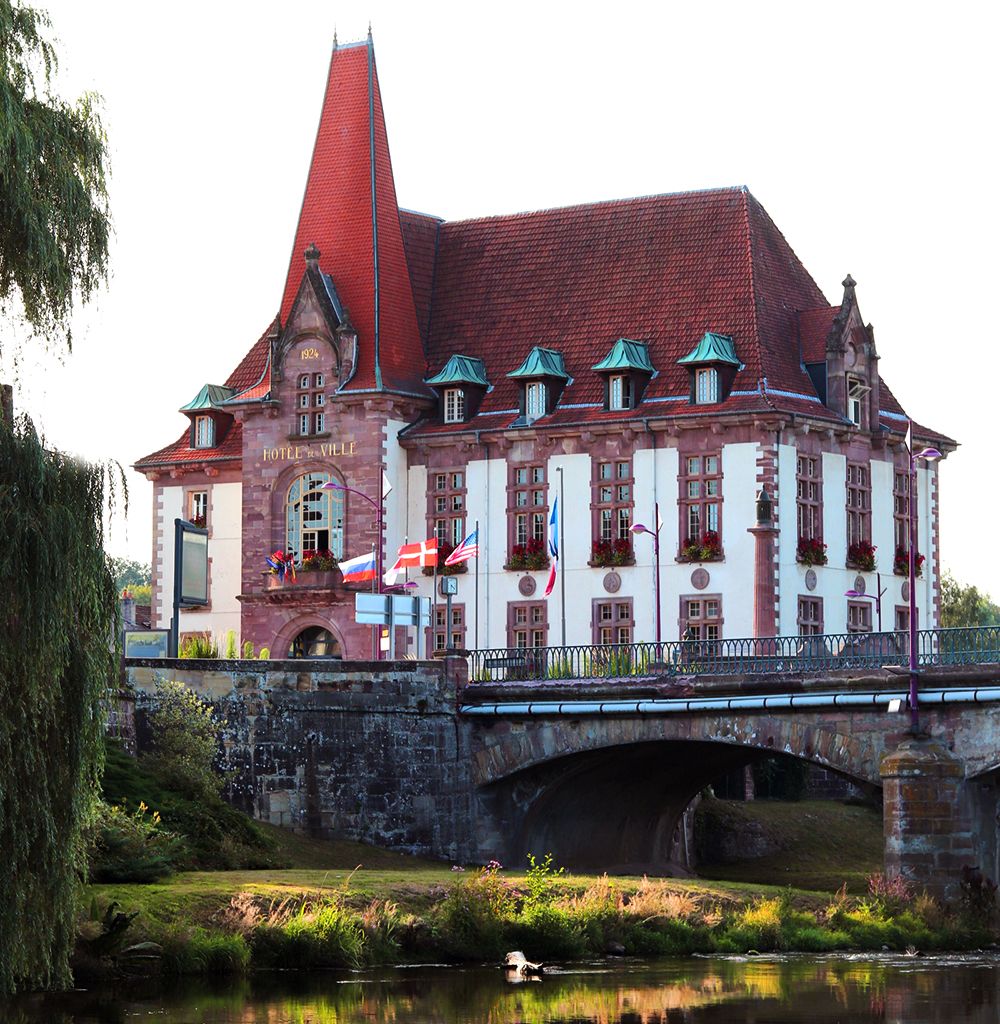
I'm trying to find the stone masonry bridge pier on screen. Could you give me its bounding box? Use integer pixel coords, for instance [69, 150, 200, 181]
[124, 628, 1000, 899]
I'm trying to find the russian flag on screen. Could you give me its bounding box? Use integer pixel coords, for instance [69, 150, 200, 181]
[339, 551, 377, 583]
[544, 497, 559, 598]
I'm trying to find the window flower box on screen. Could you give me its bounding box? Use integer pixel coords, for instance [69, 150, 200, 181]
[678, 530, 722, 563]
[422, 541, 468, 576]
[589, 538, 634, 568]
[893, 546, 925, 577]
[300, 549, 338, 573]
[796, 536, 828, 567]
[505, 538, 549, 572]
[847, 540, 877, 572]
[190, 514, 207, 529]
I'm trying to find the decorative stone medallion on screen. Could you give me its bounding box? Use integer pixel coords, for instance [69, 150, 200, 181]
[603, 571, 622, 594]
[805, 568, 817, 592]
[518, 575, 537, 597]
[854, 576, 866, 594]
[691, 568, 710, 591]
[901, 580, 910, 602]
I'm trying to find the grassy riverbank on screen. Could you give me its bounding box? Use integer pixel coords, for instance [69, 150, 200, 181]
[82, 860, 994, 977]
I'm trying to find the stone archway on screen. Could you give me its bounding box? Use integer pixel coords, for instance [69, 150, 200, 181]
[272, 616, 348, 659]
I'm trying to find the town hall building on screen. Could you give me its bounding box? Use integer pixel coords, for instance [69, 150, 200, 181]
[135, 34, 955, 660]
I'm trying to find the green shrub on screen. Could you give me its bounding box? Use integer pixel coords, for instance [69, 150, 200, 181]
[178, 634, 218, 659]
[142, 680, 224, 799]
[523, 853, 564, 909]
[224, 630, 238, 660]
[242, 641, 254, 659]
[436, 863, 517, 959]
[508, 904, 585, 959]
[85, 799, 186, 883]
[255, 904, 365, 969]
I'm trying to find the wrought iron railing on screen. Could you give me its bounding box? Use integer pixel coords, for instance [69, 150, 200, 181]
[467, 626, 1000, 683]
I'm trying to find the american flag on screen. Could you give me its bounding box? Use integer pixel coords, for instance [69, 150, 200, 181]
[445, 528, 479, 566]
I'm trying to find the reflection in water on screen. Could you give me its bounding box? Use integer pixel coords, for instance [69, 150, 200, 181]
[7, 955, 1000, 1024]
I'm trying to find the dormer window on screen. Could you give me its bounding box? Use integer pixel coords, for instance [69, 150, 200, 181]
[609, 374, 633, 410]
[678, 332, 740, 406]
[526, 382, 547, 420]
[444, 388, 465, 424]
[507, 347, 569, 425]
[695, 368, 719, 405]
[847, 376, 869, 427]
[425, 354, 491, 426]
[593, 338, 654, 412]
[193, 415, 214, 448]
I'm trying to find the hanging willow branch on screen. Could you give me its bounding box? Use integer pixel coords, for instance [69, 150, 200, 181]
[0, 414, 122, 994]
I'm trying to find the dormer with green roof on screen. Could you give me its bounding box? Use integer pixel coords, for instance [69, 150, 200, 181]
[678, 332, 741, 405]
[507, 346, 570, 423]
[179, 384, 236, 449]
[592, 338, 655, 411]
[424, 354, 491, 425]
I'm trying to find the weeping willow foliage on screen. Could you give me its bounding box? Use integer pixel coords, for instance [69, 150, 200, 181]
[0, 0, 111, 350]
[0, 415, 121, 994]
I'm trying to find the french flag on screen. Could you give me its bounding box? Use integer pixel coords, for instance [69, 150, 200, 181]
[339, 551, 377, 583]
[544, 497, 559, 598]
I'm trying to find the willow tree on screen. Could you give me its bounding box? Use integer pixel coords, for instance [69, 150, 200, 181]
[0, 0, 111, 350]
[0, 0, 115, 995]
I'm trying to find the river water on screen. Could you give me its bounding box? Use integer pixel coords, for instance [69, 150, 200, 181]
[8, 954, 1000, 1023]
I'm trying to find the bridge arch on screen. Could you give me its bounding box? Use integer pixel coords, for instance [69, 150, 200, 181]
[471, 714, 883, 873]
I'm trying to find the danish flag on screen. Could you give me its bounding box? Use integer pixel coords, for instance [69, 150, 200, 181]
[384, 537, 438, 584]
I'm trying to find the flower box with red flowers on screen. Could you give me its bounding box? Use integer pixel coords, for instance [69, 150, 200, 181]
[678, 530, 722, 563]
[422, 540, 468, 576]
[847, 541, 877, 572]
[589, 538, 634, 568]
[505, 537, 549, 572]
[796, 536, 828, 567]
[190, 514, 207, 530]
[893, 546, 925, 577]
[300, 549, 338, 572]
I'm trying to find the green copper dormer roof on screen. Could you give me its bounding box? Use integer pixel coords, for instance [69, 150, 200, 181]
[179, 384, 237, 413]
[592, 338, 655, 374]
[424, 354, 490, 388]
[507, 346, 570, 380]
[678, 332, 741, 367]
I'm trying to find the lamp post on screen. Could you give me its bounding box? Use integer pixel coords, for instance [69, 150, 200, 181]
[905, 426, 942, 734]
[845, 573, 885, 633]
[631, 502, 662, 646]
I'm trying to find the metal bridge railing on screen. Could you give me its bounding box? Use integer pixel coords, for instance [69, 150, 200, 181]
[467, 626, 1000, 683]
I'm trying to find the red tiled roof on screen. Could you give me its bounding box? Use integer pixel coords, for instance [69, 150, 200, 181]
[798, 306, 838, 363]
[399, 209, 441, 345]
[408, 187, 832, 432]
[134, 420, 243, 470]
[277, 41, 426, 395]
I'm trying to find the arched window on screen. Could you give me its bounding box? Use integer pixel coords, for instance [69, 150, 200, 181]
[289, 626, 341, 659]
[286, 472, 345, 560]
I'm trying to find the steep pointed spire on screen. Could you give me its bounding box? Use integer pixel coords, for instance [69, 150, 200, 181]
[279, 36, 425, 395]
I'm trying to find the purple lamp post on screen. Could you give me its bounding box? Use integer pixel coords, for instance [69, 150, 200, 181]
[905, 427, 942, 733]
[631, 502, 662, 647]
[845, 574, 885, 633]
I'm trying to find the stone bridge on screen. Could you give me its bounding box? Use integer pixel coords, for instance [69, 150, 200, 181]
[124, 654, 1000, 899]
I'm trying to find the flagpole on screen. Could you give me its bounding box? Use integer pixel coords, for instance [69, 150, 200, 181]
[475, 518, 480, 651]
[557, 466, 566, 646]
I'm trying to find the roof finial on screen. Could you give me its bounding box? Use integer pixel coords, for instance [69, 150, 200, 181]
[368, 20, 373, 39]
[842, 273, 857, 292]
[305, 242, 320, 266]
[332, 26, 337, 49]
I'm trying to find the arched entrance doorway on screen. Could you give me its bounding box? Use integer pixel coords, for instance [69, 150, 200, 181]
[289, 626, 342, 659]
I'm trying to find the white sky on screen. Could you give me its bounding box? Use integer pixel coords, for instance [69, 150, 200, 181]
[6, 0, 998, 593]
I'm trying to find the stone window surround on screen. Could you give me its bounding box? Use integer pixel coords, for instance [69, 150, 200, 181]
[846, 460, 871, 550]
[847, 599, 872, 633]
[591, 457, 634, 550]
[428, 469, 467, 549]
[893, 461, 918, 558]
[796, 452, 822, 543]
[432, 601, 466, 652]
[506, 462, 549, 560]
[678, 449, 723, 556]
[797, 595, 823, 635]
[507, 600, 548, 649]
[679, 592, 723, 641]
[592, 597, 634, 645]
